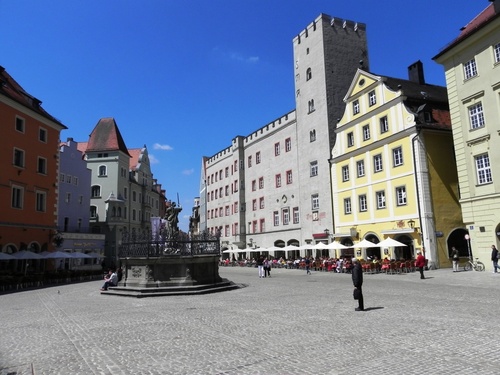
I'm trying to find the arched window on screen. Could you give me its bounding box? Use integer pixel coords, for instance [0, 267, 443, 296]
[306, 68, 312, 81]
[91, 185, 101, 198]
[90, 205, 97, 218]
[98, 165, 107, 177]
[308, 99, 315, 113]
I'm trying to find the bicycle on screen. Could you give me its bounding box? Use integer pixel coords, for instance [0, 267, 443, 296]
[464, 257, 485, 272]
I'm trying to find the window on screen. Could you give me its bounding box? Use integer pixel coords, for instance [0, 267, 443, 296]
[91, 185, 101, 198]
[35, 191, 46, 212]
[13, 148, 24, 167]
[252, 199, 257, 211]
[368, 90, 376, 106]
[225, 167, 229, 177]
[248, 155, 252, 168]
[344, 198, 351, 214]
[15, 117, 25, 132]
[396, 186, 407, 206]
[225, 225, 230, 237]
[38, 128, 47, 143]
[234, 180, 238, 192]
[73, 176, 78, 186]
[347, 132, 354, 147]
[495, 43, 500, 63]
[310, 130, 316, 142]
[282, 208, 290, 225]
[11, 185, 23, 209]
[124, 187, 128, 199]
[79, 195, 83, 204]
[356, 160, 365, 177]
[310, 161, 318, 177]
[90, 206, 97, 218]
[234, 160, 238, 172]
[286, 170, 293, 184]
[342, 166, 349, 182]
[225, 206, 230, 216]
[225, 186, 229, 196]
[252, 180, 257, 191]
[66, 175, 72, 183]
[308, 99, 315, 113]
[65, 192, 71, 203]
[260, 219, 265, 233]
[464, 58, 477, 79]
[132, 191, 137, 202]
[259, 197, 265, 209]
[469, 103, 485, 129]
[353, 100, 360, 115]
[376, 191, 386, 209]
[285, 138, 292, 152]
[476, 154, 492, 184]
[259, 177, 264, 189]
[374, 154, 383, 173]
[274, 142, 280, 156]
[293, 207, 300, 224]
[132, 209, 137, 221]
[362, 125, 370, 141]
[275, 174, 282, 188]
[306, 68, 312, 80]
[256, 152, 261, 164]
[37, 157, 47, 174]
[234, 201, 239, 213]
[274, 211, 279, 226]
[311, 194, 319, 210]
[380, 116, 389, 133]
[60, 173, 65, 183]
[359, 194, 367, 212]
[393, 147, 403, 167]
[98, 165, 107, 177]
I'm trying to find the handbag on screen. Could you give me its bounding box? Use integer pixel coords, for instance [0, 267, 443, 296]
[353, 288, 361, 300]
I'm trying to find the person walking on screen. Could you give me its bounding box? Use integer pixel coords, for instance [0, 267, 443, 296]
[257, 256, 265, 278]
[351, 257, 364, 311]
[263, 257, 271, 278]
[451, 247, 460, 272]
[415, 251, 426, 279]
[305, 257, 311, 275]
[491, 245, 499, 273]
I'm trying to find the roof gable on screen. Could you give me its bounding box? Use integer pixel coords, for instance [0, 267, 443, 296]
[86, 117, 131, 157]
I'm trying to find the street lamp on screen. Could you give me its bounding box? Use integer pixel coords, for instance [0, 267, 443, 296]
[408, 219, 415, 229]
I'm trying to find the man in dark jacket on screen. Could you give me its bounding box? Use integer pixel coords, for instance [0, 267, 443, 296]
[491, 245, 499, 273]
[351, 257, 364, 311]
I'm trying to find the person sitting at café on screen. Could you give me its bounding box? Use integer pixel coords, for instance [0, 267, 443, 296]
[100, 268, 118, 291]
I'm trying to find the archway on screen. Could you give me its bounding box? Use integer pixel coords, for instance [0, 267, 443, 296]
[394, 235, 414, 260]
[365, 234, 380, 260]
[447, 228, 469, 258]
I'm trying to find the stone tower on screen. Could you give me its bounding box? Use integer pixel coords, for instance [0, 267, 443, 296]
[293, 14, 369, 239]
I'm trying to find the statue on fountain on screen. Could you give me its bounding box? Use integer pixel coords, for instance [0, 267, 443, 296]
[165, 202, 182, 237]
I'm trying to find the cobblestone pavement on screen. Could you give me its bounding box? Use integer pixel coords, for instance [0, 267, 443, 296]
[1, 266, 500, 375]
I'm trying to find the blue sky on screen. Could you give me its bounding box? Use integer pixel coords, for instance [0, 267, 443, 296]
[1, 0, 488, 231]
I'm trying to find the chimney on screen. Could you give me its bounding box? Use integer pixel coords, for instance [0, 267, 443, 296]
[408, 60, 425, 85]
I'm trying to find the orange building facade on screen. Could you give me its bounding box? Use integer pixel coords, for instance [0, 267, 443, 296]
[0, 66, 66, 258]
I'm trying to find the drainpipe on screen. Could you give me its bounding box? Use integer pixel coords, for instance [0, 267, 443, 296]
[411, 127, 426, 263]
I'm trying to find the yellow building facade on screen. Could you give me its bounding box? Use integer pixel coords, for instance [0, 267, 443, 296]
[330, 64, 463, 268]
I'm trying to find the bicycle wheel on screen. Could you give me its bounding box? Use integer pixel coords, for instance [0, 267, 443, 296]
[475, 262, 485, 272]
[464, 262, 472, 271]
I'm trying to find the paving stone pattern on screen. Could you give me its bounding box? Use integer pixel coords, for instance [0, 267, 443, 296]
[1, 267, 499, 375]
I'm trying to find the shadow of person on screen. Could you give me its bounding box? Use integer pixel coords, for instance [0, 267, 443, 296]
[363, 307, 384, 312]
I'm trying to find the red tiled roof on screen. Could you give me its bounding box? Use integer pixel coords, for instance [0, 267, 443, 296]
[77, 142, 88, 153]
[128, 148, 142, 171]
[0, 66, 66, 128]
[434, 3, 499, 58]
[86, 117, 131, 157]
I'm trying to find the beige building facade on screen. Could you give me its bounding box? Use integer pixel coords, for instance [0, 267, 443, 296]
[434, 1, 500, 268]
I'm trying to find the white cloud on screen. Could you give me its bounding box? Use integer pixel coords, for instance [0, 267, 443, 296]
[149, 154, 159, 164]
[213, 47, 259, 64]
[153, 143, 173, 151]
[182, 168, 194, 176]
